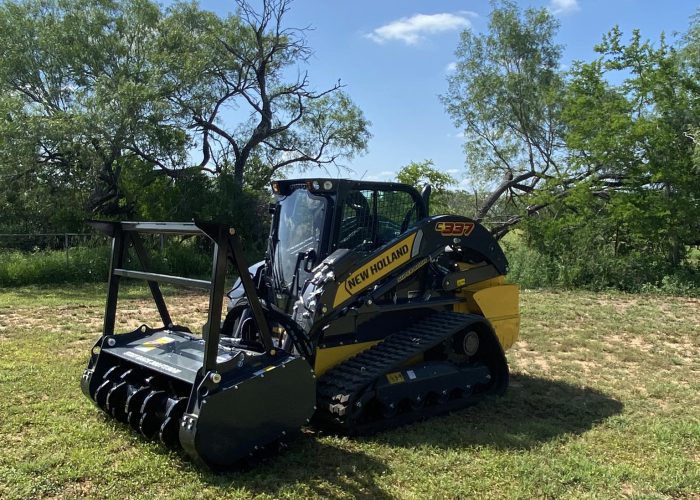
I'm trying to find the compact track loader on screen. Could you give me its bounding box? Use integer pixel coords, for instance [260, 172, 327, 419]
[81, 179, 519, 469]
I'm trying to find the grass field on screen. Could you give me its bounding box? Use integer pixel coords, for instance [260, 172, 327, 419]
[0, 285, 698, 499]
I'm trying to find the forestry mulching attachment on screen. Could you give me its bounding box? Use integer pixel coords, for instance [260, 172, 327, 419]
[81, 179, 519, 469]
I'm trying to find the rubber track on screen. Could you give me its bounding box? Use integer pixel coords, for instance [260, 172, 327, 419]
[316, 310, 482, 431]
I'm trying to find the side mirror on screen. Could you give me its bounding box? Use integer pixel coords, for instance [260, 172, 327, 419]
[303, 249, 317, 273]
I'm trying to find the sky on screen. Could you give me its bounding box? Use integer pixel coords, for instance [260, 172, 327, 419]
[197, 0, 699, 186]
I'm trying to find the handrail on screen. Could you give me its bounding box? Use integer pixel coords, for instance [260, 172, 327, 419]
[92, 219, 276, 374]
[113, 269, 212, 290]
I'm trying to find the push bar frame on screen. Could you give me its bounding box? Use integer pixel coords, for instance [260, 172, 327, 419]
[88, 220, 274, 372]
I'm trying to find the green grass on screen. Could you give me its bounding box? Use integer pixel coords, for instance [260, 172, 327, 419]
[0, 241, 221, 286]
[0, 247, 111, 286]
[0, 285, 699, 498]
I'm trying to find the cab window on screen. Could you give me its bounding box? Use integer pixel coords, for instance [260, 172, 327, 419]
[337, 188, 420, 251]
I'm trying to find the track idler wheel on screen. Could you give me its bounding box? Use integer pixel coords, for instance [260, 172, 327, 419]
[410, 394, 426, 410]
[380, 401, 398, 419]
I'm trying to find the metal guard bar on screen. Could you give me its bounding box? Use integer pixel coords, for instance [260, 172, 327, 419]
[87, 220, 204, 237]
[92, 219, 276, 374]
[113, 269, 212, 290]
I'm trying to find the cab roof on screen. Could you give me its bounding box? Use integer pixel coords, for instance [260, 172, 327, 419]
[271, 178, 422, 196]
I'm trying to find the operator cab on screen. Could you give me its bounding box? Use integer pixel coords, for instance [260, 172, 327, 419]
[227, 179, 429, 315]
[270, 179, 428, 303]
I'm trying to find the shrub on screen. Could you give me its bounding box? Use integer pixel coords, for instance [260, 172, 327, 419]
[502, 234, 700, 296]
[0, 237, 265, 287]
[0, 246, 111, 286]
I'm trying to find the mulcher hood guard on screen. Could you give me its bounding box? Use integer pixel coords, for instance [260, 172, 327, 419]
[80, 221, 316, 469]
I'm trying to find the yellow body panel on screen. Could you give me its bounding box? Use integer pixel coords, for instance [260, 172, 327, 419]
[314, 341, 381, 376]
[317, 264, 519, 375]
[453, 270, 520, 351]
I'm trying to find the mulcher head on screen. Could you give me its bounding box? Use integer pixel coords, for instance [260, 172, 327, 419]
[81, 221, 316, 469]
[81, 326, 316, 469]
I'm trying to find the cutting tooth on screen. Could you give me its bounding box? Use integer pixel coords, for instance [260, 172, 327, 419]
[94, 366, 126, 408]
[139, 391, 168, 439]
[125, 384, 148, 410]
[106, 381, 129, 422]
[102, 365, 123, 381]
[158, 397, 187, 449]
[93, 380, 113, 410]
[89, 365, 120, 399]
[123, 375, 153, 426]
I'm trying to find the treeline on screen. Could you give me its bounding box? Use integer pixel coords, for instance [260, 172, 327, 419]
[0, 0, 698, 293]
[0, 0, 369, 258]
[437, 1, 700, 293]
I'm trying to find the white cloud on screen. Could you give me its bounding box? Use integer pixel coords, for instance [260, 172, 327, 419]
[549, 0, 580, 15]
[366, 13, 471, 45]
[445, 61, 457, 73]
[446, 168, 460, 174]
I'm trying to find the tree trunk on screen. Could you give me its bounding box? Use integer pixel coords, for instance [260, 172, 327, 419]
[234, 156, 246, 186]
[476, 171, 535, 221]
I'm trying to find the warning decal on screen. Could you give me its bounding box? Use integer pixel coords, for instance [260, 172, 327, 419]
[386, 372, 405, 384]
[135, 336, 176, 352]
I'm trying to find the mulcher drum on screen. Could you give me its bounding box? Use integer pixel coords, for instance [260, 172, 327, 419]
[81, 327, 316, 469]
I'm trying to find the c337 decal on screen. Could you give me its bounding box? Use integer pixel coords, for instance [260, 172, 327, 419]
[435, 221, 475, 237]
[333, 233, 417, 307]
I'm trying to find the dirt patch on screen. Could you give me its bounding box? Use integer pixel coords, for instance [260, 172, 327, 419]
[586, 293, 638, 309]
[46, 479, 96, 499]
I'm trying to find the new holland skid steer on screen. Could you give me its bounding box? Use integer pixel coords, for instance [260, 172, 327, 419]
[81, 178, 519, 469]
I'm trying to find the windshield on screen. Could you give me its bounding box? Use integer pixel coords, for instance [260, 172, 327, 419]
[273, 189, 327, 292]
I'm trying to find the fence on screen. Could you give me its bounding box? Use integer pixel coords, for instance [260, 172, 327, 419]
[0, 233, 108, 262]
[0, 233, 180, 257]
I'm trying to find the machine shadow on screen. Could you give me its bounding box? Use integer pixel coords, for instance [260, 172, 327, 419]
[357, 373, 624, 451]
[146, 373, 621, 496]
[192, 439, 393, 499]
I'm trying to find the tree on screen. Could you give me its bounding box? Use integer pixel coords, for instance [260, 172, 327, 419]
[395, 160, 456, 191]
[441, 0, 566, 237]
[0, 0, 188, 224]
[442, 1, 699, 289]
[0, 0, 370, 233]
[519, 24, 700, 287]
[558, 26, 700, 267]
[395, 159, 458, 215]
[160, 0, 370, 187]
